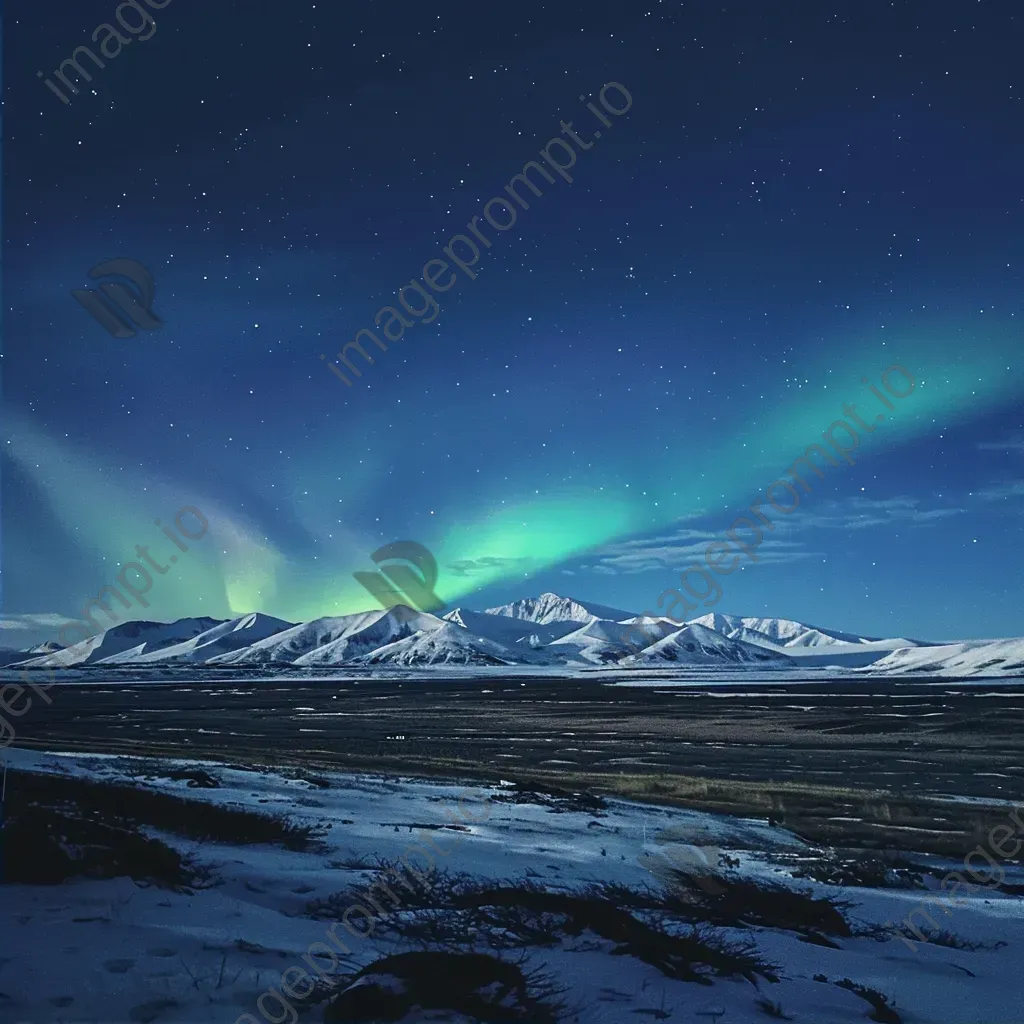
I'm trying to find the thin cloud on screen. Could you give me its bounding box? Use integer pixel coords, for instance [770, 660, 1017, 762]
[799, 495, 968, 530]
[583, 533, 815, 575]
[447, 555, 532, 579]
[976, 480, 1024, 503]
[977, 435, 1024, 453]
[578, 490, 971, 577]
[0, 612, 69, 633]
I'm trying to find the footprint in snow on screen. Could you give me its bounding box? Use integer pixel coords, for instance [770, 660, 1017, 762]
[129, 998, 178, 1023]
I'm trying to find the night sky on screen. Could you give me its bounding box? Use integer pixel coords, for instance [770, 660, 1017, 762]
[2, 0, 1022, 647]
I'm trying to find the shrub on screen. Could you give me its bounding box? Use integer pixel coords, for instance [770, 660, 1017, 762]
[314, 870, 780, 986]
[893, 925, 1005, 952]
[835, 978, 901, 1023]
[488, 780, 607, 815]
[2, 768, 322, 853]
[755, 997, 792, 1019]
[323, 951, 564, 1023]
[665, 870, 853, 937]
[788, 853, 927, 890]
[3, 802, 207, 889]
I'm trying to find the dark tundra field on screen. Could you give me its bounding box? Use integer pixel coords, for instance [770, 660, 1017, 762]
[9, 671, 1024, 857]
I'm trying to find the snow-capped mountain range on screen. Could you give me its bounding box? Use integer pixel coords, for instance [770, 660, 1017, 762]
[7, 593, 1023, 677]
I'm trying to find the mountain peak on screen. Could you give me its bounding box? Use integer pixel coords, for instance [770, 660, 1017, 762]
[624, 622, 794, 666]
[484, 592, 635, 626]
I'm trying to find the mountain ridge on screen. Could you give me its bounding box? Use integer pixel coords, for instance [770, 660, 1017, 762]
[8, 592, 1017, 676]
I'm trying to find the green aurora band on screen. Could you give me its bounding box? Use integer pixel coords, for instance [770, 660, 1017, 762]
[6, 312, 1020, 626]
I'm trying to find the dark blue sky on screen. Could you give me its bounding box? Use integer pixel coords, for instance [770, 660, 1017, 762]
[2, 0, 1022, 645]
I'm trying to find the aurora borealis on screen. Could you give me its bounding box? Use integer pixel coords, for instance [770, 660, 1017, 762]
[3, 0, 1021, 644]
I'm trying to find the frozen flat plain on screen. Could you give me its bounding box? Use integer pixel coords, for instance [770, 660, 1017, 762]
[8, 672, 1024, 803]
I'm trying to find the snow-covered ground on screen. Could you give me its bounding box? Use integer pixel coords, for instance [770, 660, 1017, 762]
[1, 748, 1022, 1024]
[861, 637, 1024, 678]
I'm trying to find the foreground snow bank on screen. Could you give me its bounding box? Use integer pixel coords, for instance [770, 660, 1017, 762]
[0, 748, 1022, 1023]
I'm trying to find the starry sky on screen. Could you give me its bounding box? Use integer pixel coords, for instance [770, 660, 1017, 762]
[2, 0, 1022, 647]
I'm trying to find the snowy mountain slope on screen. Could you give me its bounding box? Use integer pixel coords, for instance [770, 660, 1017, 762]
[619, 613, 686, 630]
[685, 612, 934, 652]
[484, 591, 635, 625]
[862, 637, 1024, 677]
[98, 613, 294, 664]
[615, 614, 683, 650]
[783, 626, 875, 648]
[445, 607, 582, 648]
[1, 640, 64, 667]
[728, 625, 790, 651]
[25, 640, 65, 654]
[681, 611, 738, 636]
[353, 621, 516, 666]
[16, 617, 223, 668]
[208, 612, 385, 665]
[767, 639, 931, 669]
[293, 607, 448, 665]
[736, 615, 872, 645]
[623, 622, 794, 666]
[545, 616, 659, 664]
[687, 612, 872, 647]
